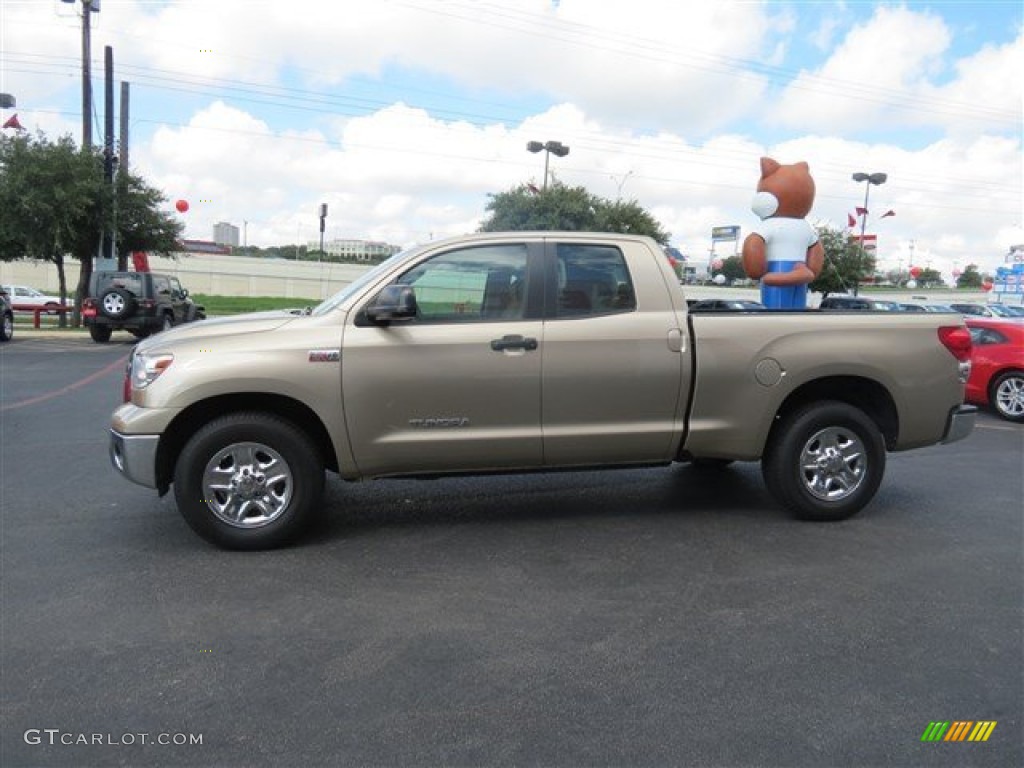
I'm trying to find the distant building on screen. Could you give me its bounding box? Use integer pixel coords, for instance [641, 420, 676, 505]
[213, 222, 240, 248]
[310, 238, 402, 263]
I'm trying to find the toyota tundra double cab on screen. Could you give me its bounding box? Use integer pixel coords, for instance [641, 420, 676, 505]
[83, 270, 205, 342]
[108, 232, 976, 549]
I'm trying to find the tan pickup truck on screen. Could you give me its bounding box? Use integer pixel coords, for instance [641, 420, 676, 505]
[109, 232, 976, 549]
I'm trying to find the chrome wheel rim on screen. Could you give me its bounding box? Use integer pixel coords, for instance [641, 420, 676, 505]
[995, 376, 1024, 418]
[799, 426, 866, 502]
[202, 441, 294, 528]
[3, 315, 11, 337]
[103, 294, 125, 314]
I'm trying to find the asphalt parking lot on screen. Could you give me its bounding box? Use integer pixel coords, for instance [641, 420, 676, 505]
[1, 332, 1021, 767]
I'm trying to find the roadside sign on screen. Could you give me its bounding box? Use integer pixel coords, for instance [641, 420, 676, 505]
[712, 226, 740, 242]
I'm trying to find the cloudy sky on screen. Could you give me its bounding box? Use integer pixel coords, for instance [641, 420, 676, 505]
[2, 0, 1021, 279]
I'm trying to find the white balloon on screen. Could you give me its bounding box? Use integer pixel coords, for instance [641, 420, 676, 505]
[906, 280, 917, 289]
[713, 274, 727, 285]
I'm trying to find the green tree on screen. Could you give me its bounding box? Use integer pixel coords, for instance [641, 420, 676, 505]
[0, 131, 183, 326]
[0, 133, 102, 323]
[480, 182, 669, 244]
[957, 264, 984, 289]
[718, 254, 746, 282]
[914, 267, 943, 288]
[112, 171, 183, 262]
[809, 225, 876, 298]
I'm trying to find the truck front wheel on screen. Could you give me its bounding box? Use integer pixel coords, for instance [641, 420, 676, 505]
[174, 412, 325, 549]
[762, 401, 885, 522]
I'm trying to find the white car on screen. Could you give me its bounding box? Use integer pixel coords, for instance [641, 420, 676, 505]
[1, 284, 71, 311]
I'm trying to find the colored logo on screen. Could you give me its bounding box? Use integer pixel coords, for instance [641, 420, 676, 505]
[921, 721, 996, 742]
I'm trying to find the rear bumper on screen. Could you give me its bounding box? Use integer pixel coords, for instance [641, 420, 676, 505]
[86, 314, 161, 329]
[941, 404, 977, 444]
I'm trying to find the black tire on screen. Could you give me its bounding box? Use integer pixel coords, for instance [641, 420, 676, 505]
[989, 370, 1024, 422]
[88, 324, 112, 343]
[99, 287, 136, 320]
[129, 328, 151, 339]
[173, 412, 325, 550]
[762, 401, 885, 522]
[0, 312, 12, 342]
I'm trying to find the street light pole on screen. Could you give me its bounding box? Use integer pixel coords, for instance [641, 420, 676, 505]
[526, 140, 570, 190]
[318, 203, 327, 262]
[851, 171, 887, 296]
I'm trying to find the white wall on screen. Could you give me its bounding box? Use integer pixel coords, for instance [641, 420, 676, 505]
[0, 254, 374, 300]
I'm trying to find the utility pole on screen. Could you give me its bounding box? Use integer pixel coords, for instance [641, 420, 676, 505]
[61, 0, 98, 148]
[82, 2, 93, 148]
[103, 46, 119, 269]
[119, 81, 130, 172]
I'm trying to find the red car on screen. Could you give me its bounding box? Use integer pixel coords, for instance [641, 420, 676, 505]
[965, 318, 1024, 422]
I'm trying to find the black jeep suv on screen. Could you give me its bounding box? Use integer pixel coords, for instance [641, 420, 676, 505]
[83, 271, 205, 343]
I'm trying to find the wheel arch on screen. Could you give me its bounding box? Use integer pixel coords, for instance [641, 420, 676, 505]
[987, 367, 1024, 420]
[155, 393, 340, 494]
[769, 376, 899, 451]
[987, 367, 1024, 398]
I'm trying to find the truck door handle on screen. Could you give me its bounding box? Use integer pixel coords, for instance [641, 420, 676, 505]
[490, 334, 538, 352]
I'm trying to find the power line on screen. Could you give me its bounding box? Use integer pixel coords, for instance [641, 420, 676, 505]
[6, 52, 1019, 199]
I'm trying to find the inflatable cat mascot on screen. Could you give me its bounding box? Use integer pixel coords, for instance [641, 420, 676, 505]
[741, 157, 824, 309]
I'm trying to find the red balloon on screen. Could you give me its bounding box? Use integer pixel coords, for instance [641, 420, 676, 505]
[711, 258, 723, 270]
[909, 266, 922, 278]
[175, 199, 189, 213]
[981, 281, 994, 292]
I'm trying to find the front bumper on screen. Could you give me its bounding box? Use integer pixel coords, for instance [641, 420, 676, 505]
[941, 404, 977, 444]
[109, 429, 160, 489]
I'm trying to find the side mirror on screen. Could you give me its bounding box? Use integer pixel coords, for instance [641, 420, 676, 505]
[365, 285, 417, 325]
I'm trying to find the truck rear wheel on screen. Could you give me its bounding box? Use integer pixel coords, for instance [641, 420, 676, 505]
[174, 412, 325, 550]
[762, 401, 885, 522]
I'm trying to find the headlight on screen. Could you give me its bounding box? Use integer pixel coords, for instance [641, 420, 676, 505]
[131, 351, 174, 390]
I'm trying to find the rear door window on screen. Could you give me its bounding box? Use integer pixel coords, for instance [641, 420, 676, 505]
[151, 276, 171, 296]
[553, 243, 636, 318]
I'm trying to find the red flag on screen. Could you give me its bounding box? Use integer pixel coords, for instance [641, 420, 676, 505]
[855, 207, 868, 216]
[2, 113, 24, 130]
[880, 209, 895, 218]
[847, 213, 856, 228]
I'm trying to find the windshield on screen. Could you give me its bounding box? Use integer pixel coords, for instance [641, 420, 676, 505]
[310, 246, 426, 316]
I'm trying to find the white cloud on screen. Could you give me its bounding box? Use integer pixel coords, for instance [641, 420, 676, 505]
[2, 0, 1020, 284]
[772, 6, 953, 133]
[920, 32, 1024, 136]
